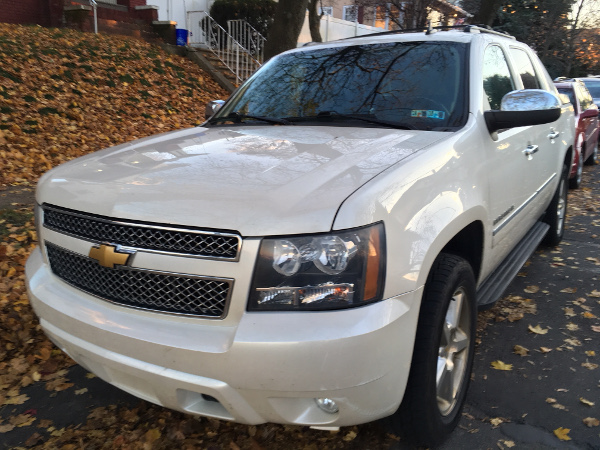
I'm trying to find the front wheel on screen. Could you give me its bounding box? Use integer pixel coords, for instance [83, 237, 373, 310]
[543, 164, 568, 246]
[386, 253, 476, 447]
[569, 151, 583, 189]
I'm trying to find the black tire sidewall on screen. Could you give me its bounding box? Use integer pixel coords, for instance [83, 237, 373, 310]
[543, 164, 568, 246]
[388, 254, 476, 446]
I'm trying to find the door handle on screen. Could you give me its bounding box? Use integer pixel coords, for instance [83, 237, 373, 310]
[548, 130, 560, 140]
[523, 145, 539, 160]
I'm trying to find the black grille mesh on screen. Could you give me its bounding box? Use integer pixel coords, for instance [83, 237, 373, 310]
[43, 205, 239, 259]
[46, 243, 231, 317]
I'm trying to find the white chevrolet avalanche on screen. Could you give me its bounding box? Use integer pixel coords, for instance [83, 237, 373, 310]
[26, 26, 573, 446]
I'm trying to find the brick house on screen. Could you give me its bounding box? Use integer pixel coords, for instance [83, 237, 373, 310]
[0, 0, 159, 36]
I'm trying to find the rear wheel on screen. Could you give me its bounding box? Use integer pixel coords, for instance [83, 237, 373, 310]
[386, 253, 476, 447]
[585, 141, 599, 165]
[543, 164, 568, 246]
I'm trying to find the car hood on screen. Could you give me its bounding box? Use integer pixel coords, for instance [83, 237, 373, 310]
[37, 125, 445, 236]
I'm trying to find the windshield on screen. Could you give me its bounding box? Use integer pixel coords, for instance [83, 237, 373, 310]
[212, 41, 468, 131]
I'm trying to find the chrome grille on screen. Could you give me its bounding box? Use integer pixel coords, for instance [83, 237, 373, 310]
[46, 243, 231, 317]
[42, 205, 240, 260]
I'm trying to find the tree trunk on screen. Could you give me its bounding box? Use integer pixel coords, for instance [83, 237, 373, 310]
[471, 0, 503, 26]
[264, 0, 309, 60]
[308, 0, 323, 42]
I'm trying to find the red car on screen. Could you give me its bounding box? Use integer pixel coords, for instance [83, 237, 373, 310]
[554, 79, 600, 188]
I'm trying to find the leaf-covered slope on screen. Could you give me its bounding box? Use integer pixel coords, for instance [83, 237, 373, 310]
[0, 23, 228, 187]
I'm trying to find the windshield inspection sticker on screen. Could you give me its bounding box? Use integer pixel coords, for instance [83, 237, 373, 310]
[411, 110, 445, 119]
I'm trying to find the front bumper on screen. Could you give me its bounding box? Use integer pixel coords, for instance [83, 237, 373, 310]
[26, 248, 422, 427]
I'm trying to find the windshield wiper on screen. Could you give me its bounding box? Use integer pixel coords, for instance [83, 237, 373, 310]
[210, 112, 293, 126]
[308, 111, 416, 130]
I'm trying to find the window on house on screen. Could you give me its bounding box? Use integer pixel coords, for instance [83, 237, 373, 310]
[319, 7, 333, 16]
[343, 5, 358, 22]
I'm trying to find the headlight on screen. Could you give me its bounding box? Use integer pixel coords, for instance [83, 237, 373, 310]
[248, 223, 386, 311]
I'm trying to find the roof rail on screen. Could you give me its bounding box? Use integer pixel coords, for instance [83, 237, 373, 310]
[341, 23, 515, 40]
[463, 24, 515, 39]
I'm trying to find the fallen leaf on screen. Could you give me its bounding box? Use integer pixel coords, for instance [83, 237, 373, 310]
[490, 417, 504, 427]
[582, 361, 599, 370]
[0, 424, 15, 433]
[589, 290, 600, 298]
[491, 361, 513, 371]
[528, 324, 548, 335]
[3, 394, 29, 405]
[343, 430, 357, 441]
[75, 388, 88, 395]
[566, 322, 579, 331]
[553, 427, 571, 441]
[583, 417, 600, 427]
[546, 397, 557, 404]
[585, 350, 595, 356]
[540, 347, 553, 353]
[524, 285, 540, 294]
[560, 287, 577, 293]
[513, 345, 529, 356]
[582, 311, 597, 319]
[580, 398, 595, 407]
[592, 325, 600, 333]
[563, 307, 576, 317]
[144, 428, 161, 443]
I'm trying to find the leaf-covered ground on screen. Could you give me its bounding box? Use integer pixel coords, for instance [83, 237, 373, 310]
[0, 23, 226, 188]
[1, 23, 599, 450]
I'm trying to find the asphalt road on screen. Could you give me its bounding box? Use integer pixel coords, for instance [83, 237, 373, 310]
[1, 165, 599, 449]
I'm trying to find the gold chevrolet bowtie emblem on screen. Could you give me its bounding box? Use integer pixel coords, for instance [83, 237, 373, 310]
[89, 244, 133, 269]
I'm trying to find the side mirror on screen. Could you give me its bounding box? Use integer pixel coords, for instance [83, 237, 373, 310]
[205, 100, 225, 120]
[484, 89, 562, 134]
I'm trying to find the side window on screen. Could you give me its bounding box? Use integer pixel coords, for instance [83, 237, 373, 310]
[577, 84, 592, 110]
[509, 47, 541, 89]
[483, 45, 515, 110]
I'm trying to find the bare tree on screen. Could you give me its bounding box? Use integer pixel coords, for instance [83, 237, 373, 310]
[308, 0, 323, 42]
[356, 0, 441, 29]
[264, 0, 309, 59]
[461, 0, 504, 26]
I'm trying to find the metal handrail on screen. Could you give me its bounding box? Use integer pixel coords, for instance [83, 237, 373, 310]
[227, 19, 265, 64]
[187, 11, 262, 83]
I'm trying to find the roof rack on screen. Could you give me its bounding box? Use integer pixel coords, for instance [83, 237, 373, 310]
[344, 24, 515, 40]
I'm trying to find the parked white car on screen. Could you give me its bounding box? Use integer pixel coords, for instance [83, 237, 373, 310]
[26, 26, 573, 446]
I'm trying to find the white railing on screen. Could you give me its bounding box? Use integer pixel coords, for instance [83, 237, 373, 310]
[227, 19, 265, 64]
[187, 11, 261, 83]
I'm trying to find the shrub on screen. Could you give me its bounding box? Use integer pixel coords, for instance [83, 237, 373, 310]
[209, 0, 276, 38]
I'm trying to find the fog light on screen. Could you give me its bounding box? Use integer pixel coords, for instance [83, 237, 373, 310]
[315, 397, 339, 414]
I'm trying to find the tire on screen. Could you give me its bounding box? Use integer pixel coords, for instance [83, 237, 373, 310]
[543, 164, 568, 246]
[386, 253, 476, 447]
[585, 142, 599, 165]
[569, 151, 583, 189]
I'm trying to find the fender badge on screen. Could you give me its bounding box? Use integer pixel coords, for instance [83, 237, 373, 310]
[89, 244, 134, 269]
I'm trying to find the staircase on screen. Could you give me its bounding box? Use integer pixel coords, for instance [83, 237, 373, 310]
[186, 12, 264, 89]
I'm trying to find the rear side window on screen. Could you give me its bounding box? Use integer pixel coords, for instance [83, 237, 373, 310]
[557, 87, 575, 106]
[510, 47, 541, 90]
[582, 80, 600, 99]
[577, 84, 593, 111]
[483, 45, 515, 110]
